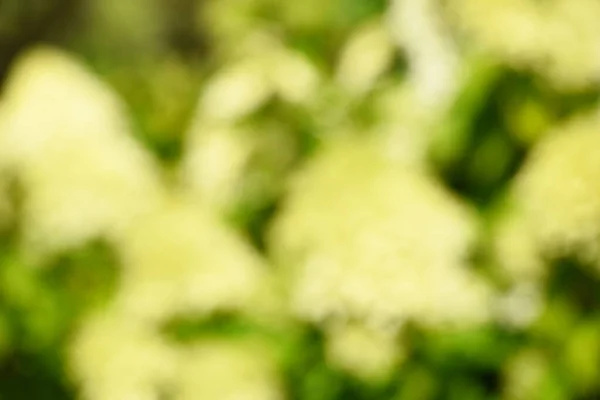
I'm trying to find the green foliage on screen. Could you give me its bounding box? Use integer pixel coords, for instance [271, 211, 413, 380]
[1, 0, 600, 399]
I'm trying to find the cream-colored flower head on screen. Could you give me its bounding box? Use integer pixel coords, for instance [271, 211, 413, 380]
[181, 123, 256, 212]
[70, 305, 284, 400]
[270, 137, 491, 376]
[344, 0, 469, 169]
[69, 310, 179, 400]
[175, 338, 284, 400]
[200, 58, 273, 123]
[324, 322, 404, 381]
[181, 120, 297, 216]
[196, 33, 320, 125]
[115, 194, 269, 322]
[182, 36, 316, 215]
[516, 112, 600, 265]
[446, 0, 600, 89]
[0, 47, 163, 260]
[491, 204, 546, 284]
[336, 19, 395, 96]
[490, 204, 545, 328]
[270, 137, 491, 330]
[388, 0, 462, 108]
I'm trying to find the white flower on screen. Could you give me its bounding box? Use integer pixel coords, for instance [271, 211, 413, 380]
[324, 322, 404, 381]
[446, 0, 600, 88]
[181, 116, 297, 216]
[516, 112, 600, 265]
[181, 123, 255, 212]
[69, 310, 179, 400]
[336, 19, 395, 95]
[270, 137, 492, 331]
[115, 195, 269, 322]
[269, 48, 320, 104]
[389, 0, 462, 108]
[175, 339, 284, 400]
[0, 47, 163, 260]
[199, 59, 272, 122]
[491, 204, 545, 283]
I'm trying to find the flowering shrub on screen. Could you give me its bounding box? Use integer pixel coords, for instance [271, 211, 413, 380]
[0, 0, 600, 399]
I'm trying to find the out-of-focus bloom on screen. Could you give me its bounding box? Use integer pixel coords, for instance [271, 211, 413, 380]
[491, 205, 546, 284]
[69, 189, 284, 397]
[175, 339, 284, 400]
[490, 205, 545, 328]
[271, 137, 490, 328]
[336, 19, 395, 96]
[71, 306, 284, 400]
[114, 195, 269, 322]
[270, 137, 492, 375]
[269, 47, 320, 104]
[181, 124, 255, 212]
[324, 322, 404, 381]
[71, 310, 285, 400]
[0, 47, 163, 260]
[181, 118, 297, 216]
[516, 112, 600, 265]
[198, 33, 320, 124]
[495, 282, 544, 330]
[446, 0, 600, 88]
[200, 58, 273, 123]
[367, 82, 438, 167]
[355, 0, 471, 170]
[69, 311, 179, 400]
[389, 0, 462, 108]
[183, 36, 314, 215]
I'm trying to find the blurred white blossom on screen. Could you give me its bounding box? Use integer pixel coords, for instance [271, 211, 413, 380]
[516, 111, 600, 266]
[181, 118, 297, 216]
[446, 0, 600, 88]
[175, 339, 284, 400]
[491, 205, 546, 284]
[0, 48, 164, 261]
[270, 137, 492, 375]
[182, 123, 255, 211]
[115, 194, 270, 323]
[336, 19, 395, 95]
[324, 322, 404, 381]
[495, 282, 544, 330]
[71, 309, 285, 400]
[269, 47, 320, 104]
[200, 59, 273, 123]
[69, 310, 179, 400]
[389, 0, 462, 108]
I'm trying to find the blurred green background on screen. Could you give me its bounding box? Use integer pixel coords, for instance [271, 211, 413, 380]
[1, 0, 600, 399]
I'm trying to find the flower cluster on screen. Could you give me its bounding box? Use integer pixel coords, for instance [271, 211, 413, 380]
[445, 0, 600, 88]
[0, 48, 282, 400]
[270, 137, 492, 376]
[516, 112, 600, 266]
